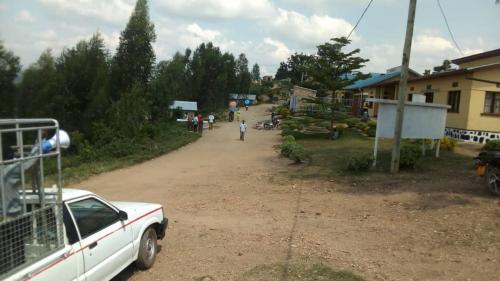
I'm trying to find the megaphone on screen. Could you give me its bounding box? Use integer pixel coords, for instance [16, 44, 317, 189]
[41, 130, 71, 153]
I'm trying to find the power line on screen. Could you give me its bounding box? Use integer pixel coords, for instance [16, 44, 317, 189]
[347, 0, 374, 40]
[436, 0, 464, 57]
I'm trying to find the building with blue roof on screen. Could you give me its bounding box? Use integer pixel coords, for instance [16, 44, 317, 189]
[341, 66, 421, 116]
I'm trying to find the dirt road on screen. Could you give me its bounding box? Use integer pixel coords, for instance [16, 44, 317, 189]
[77, 104, 500, 281]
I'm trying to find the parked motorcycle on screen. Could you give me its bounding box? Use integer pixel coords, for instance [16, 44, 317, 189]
[475, 150, 500, 196]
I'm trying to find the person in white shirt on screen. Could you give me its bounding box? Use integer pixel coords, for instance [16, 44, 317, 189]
[239, 120, 247, 141]
[208, 113, 215, 130]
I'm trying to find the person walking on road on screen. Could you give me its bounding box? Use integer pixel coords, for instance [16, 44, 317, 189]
[187, 113, 194, 131]
[236, 109, 241, 122]
[192, 115, 198, 132]
[208, 113, 215, 130]
[197, 113, 203, 134]
[239, 120, 247, 141]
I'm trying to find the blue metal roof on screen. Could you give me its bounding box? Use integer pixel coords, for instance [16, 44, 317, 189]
[344, 72, 401, 90]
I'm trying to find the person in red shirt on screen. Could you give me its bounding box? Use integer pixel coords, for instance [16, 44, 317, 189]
[197, 113, 203, 134]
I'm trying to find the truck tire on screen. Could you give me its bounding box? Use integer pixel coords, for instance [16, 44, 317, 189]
[136, 227, 157, 269]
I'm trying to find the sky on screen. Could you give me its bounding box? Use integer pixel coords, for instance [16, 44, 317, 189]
[1, 0, 499, 76]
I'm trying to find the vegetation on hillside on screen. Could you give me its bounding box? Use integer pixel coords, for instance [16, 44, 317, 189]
[0, 0, 253, 179]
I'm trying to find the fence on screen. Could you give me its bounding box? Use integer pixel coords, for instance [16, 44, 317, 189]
[0, 119, 65, 278]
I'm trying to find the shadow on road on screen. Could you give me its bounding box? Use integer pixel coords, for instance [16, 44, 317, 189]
[281, 184, 303, 281]
[111, 245, 163, 281]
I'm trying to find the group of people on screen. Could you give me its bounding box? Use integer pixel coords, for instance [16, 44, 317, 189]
[184, 107, 248, 141]
[186, 112, 216, 134]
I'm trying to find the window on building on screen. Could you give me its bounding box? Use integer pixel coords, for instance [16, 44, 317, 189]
[447, 91, 460, 113]
[484, 92, 500, 115]
[407, 94, 413, 101]
[426, 84, 432, 90]
[425, 92, 434, 103]
[452, 82, 459, 87]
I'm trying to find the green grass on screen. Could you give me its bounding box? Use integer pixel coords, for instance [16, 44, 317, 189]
[289, 129, 473, 182]
[239, 263, 366, 281]
[46, 123, 200, 184]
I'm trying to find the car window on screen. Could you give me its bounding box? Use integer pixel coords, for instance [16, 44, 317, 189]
[63, 204, 79, 244]
[68, 198, 119, 239]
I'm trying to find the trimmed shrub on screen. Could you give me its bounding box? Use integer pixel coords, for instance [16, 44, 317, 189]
[280, 141, 295, 157]
[278, 107, 291, 118]
[282, 135, 296, 143]
[346, 153, 374, 172]
[400, 145, 421, 169]
[346, 118, 360, 128]
[289, 143, 308, 163]
[280, 136, 308, 163]
[441, 137, 457, 151]
[482, 139, 500, 151]
[364, 121, 377, 137]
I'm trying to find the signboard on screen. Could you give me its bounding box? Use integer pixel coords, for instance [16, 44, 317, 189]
[368, 98, 451, 166]
[369, 99, 450, 139]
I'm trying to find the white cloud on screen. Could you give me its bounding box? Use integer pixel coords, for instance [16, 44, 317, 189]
[412, 34, 455, 53]
[16, 10, 35, 23]
[270, 9, 356, 47]
[186, 24, 221, 42]
[38, 0, 135, 24]
[259, 37, 291, 62]
[157, 0, 275, 20]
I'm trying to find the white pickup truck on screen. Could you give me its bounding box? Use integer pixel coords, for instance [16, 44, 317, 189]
[5, 188, 168, 281]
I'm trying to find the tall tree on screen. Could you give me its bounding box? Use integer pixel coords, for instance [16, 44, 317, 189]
[275, 62, 289, 80]
[308, 37, 369, 125]
[52, 33, 110, 134]
[287, 53, 314, 85]
[236, 53, 251, 94]
[251, 63, 260, 81]
[433, 59, 453, 73]
[0, 42, 21, 117]
[151, 51, 190, 120]
[110, 0, 156, 135]
[18, 49, 57, 118]
[112, 0, 156, 98]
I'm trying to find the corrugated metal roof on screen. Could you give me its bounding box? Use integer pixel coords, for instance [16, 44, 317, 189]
[344, 72, 400, 90]
[170, 101, 198, 111]
[229, 94, 257, 100]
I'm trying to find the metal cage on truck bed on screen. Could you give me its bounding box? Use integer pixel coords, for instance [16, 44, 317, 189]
[0, 119, 65, 278]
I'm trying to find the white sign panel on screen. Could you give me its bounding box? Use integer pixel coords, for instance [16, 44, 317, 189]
[369, 99, 450, 139]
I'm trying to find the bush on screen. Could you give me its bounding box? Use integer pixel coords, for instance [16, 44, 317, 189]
[289, 143, 308, 163]
[346, 153, 374, 172]
[441, 137, 456, 151]
[280, 141, 295, 157]
[280, 136, 308, 163]
[400, 145, 421, 169]
[362, 121, 376, 137]
[365, 127, 376, 137]
[482, 139, 500, 151]
[282, 135, 296, 143]
[278, 107, 291, 118]
[346, 118, 360, 128]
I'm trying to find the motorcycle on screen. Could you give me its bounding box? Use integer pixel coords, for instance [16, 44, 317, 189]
[475, 150, 500, 196]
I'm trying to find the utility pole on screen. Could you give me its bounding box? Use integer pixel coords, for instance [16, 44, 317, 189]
[390, 0, 417, 173]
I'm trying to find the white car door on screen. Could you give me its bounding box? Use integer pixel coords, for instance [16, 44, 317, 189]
[67, 196, 133, 281]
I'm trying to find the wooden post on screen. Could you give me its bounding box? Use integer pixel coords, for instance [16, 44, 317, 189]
[435, 139, 441, 158]
[391, 0, 417, 173]
[373, 134, 379, 167]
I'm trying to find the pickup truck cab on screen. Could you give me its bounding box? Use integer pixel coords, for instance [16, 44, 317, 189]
[6, 188, 168, 281]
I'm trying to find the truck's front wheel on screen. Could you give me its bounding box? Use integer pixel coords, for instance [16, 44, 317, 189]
[136, 227, 157, 269]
